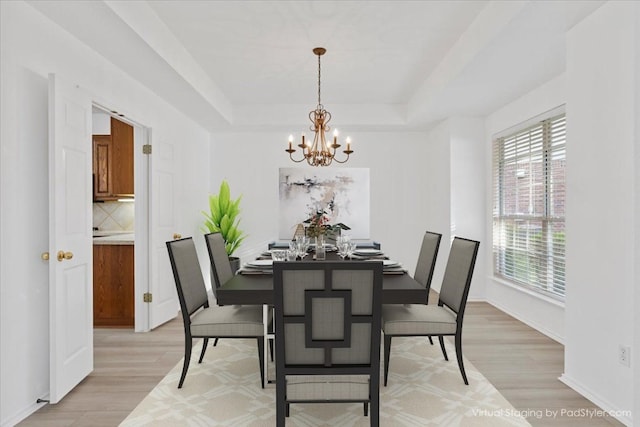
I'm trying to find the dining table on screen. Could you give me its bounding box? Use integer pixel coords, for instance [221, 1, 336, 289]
[215, 247, 427, 385]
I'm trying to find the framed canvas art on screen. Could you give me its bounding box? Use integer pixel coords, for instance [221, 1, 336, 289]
[278, 168, 370, 239]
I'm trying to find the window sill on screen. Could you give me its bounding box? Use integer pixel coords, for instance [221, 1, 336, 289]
[492, 276, 565, 308]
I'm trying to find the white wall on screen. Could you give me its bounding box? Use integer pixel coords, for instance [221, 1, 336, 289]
[561, 2, 636, 424]
[208, 122, 486, 299]
[634, 3, 640, 423]
[450, 118, 486, 298]
[425, 118, 486, 298]
[0, 2, 210, 425]
[423, 121, 453, 291]
[209, 131, 437, 274]
[484, 75, 566, 343]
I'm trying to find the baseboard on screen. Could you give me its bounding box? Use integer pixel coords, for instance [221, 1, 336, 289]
[487, 299, 564, 344]
[1, 397, 47, 427]
[559, 374, 633, 426]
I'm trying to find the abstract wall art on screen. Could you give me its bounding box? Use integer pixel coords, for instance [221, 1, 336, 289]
[278, 168, 370, 239]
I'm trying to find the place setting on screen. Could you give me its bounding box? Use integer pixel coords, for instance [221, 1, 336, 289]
[351, 247, 385, 259]
[379, 259, 406, 275]
[238, 259, 274, 275]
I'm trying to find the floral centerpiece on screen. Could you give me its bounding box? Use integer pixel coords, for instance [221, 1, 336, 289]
[304, 206, 350, 243]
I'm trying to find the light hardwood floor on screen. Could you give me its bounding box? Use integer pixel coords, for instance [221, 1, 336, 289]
[19, 297, 623, 426]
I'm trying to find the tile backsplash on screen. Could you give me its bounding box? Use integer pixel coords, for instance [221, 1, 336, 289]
[93, 201, 134, 232]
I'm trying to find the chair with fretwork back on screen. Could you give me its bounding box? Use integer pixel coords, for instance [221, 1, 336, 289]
[273, 261, 383, 427]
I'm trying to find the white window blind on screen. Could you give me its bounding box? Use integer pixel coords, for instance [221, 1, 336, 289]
[492, 113, 566, 298]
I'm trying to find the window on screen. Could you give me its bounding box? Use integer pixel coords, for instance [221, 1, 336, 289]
[492, 112, 566, 299]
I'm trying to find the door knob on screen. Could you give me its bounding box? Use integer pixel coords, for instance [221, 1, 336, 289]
[41, 252, 50, 261]
[57, 250, 74, 262]
[173, 233, 182, 240]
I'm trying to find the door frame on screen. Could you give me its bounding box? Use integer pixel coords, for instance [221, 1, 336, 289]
[91, 103, 151, 332]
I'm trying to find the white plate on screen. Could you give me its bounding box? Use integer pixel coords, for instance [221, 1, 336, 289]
[246, 259, 273, 267]
[354, 248, 383, 255]
[365, 259, 399, 267]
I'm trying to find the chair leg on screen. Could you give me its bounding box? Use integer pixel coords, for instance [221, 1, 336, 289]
[213, 338, 219, 346]
[178, 336, 192, 389]
[428, 336, 434, 345]
[257, 338, 265, 388]
[364, 402, 368, 416]
[370, 370, 380, 427]
[198, 338, 209, 363]
[455, 332, 469, 385]
[286, 403, 290, 417]
[438, 336, 448, 361]
[269, 338, 274, 362]
[383, 334, 392, 386]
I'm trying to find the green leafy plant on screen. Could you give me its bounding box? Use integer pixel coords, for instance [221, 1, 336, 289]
[202, 180, 246, 256]
[303, 206, 350, 238]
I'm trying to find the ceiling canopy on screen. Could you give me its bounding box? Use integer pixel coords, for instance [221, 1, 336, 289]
[28, 0, 603, 131]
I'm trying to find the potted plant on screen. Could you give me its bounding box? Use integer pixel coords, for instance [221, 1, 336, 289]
[202, 180, 246, 272]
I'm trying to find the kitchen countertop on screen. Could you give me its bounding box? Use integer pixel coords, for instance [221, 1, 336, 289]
[93, 232, 135, 245]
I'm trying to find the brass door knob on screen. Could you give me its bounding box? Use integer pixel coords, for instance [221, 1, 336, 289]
[57, 250, 74, 262]
[41, 252, 50, 261]
[173, 233, 182, 240]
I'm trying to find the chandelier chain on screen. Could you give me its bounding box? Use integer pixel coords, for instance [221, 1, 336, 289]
[317, 53, 322, 107]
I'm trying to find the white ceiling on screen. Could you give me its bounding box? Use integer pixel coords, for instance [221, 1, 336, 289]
[28, 0, 604, 132]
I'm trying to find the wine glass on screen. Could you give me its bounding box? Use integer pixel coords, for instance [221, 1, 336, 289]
[347, 241, 357, 259]
[289, 240, 298, 259]
[337, 240, 349, 259]
[296, 237, 309, 259]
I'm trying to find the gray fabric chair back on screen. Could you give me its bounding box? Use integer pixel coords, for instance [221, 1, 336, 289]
[205, 232, 234, 293]
[413, 231, 442, 290]
[274, 261, 383, 371]
[166, 237, 208, 317]
[439, 237, 480, 314]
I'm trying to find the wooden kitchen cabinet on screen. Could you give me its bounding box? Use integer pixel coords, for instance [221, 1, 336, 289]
[92, 117, 134, 201]
[110, 117, 134, 196]
[92, 135, 112, 200]
[93, 244, 134, 327]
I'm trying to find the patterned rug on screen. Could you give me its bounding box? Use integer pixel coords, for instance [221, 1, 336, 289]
[121, 337, 530, 426]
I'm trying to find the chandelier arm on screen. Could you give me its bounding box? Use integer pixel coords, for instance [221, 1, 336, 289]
[330, 153, 351, 164]
[286, 149, 308, 163]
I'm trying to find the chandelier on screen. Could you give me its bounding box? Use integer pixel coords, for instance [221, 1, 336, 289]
[286, 47, 353, 166]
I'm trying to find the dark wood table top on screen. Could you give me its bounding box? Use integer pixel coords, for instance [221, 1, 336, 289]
[215, 256, 426, 306]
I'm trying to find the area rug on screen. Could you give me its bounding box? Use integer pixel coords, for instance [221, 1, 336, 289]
[121, 337, 530, 426]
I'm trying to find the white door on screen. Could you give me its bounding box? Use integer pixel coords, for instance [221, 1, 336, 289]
[48, 74, 93, 403]
[148, 138, 180, 329]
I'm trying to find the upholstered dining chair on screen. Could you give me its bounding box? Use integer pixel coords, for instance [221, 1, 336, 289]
[273, 261, 383, 427]
[204, 232, 234, 301]
[404, 231, 442, 345]
[382, 237, 480, 386]
[205, 231, 275, 359]
[166, 237, 265, 388]
[412, 231, 442, 303]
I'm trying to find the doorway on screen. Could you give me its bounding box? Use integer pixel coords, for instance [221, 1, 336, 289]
[91, 104, 151, 332]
